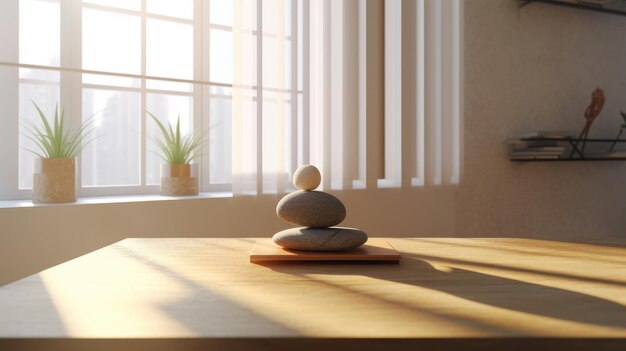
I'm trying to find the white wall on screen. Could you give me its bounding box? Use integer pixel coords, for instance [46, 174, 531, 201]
[458, 0, 626, 239]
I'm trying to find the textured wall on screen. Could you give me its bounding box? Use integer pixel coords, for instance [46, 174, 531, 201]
[458, 0, 626, 238]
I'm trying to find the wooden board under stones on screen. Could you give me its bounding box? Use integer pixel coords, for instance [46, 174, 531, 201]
[249, 238, 401, 263]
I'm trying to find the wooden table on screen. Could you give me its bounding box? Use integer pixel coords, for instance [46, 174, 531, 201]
[0, 238, 625, 351]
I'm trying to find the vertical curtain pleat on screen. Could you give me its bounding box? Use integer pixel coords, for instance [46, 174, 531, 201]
[329, 0, 344, 190]
[441, 0, 454, 186]
[425, 0, 443, 186]
[382, 0, 402, 188]
[343, 0, 360, 190]
[232, 0, 258, 195]
[414, 0, 426, 187]
[307, 0, 328, 189]
[451, 0, 462, 185]
[356, 0, 367, 190]
[423, 0, 461, 186]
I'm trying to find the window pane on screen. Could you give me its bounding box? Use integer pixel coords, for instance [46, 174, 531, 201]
[83, 74, 140, 89]
[146, 79, 193, 93]
[19, 68, 59, 83]
[18, 83, 60, 189]
[145, 94, 193, 185]
[209, 97, 232, 184]
[209, 29, 233, 84]
[82, 88, 141, 186]
[147, 19, 193, 80]
[19, 0, 60, 67]
[210, 0, 233, 27]
[83, 0, 141, 11]
[209, 86, 232, 96]
[147, 0, 193, 20]
[83, 9, 141, 74]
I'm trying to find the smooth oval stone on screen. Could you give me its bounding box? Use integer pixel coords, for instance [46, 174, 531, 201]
[273, 227, 368, 251]
[293, 164, 321, 191]
[276, 190, 346, 228]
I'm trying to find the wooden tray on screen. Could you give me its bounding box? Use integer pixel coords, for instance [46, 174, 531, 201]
[249, 238, 401, 263]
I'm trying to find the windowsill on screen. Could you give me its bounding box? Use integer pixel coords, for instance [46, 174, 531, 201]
[0, 192, 233, 209]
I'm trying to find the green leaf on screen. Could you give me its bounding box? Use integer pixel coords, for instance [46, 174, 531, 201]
[147, 111, 205, 165]
[26, 101, 98, 159]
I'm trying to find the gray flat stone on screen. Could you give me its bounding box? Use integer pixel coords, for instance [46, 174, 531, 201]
[276, 190, 346, 228]
[272, 227, 368, 251]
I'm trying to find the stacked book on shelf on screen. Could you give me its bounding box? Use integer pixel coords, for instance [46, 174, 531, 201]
[507, 131, 570, 160]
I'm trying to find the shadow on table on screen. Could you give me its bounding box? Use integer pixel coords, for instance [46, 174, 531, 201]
[116, 242, 296, 336]
[258, 255, 626, 330]
[0, 274, 69, 335]
[414, 238, 626, 268]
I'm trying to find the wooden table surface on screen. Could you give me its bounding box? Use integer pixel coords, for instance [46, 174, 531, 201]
[0, 238, 625, 351]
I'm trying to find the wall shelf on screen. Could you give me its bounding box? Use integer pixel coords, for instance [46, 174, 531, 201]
[521, 0, 626, 17]
[509, 137, 626, 162]
[510, 157, 626, 162]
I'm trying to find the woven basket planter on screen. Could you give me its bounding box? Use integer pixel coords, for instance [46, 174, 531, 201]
[32, 158, 76, 203]
[160, 164, 199, 196]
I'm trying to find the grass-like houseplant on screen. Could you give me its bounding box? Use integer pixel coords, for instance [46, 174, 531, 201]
[24, 101, 96, 203]
[148, 112, 203, 196]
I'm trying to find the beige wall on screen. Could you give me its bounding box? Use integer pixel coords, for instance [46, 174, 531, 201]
[458, 0, 626, 239]
[0, 188, 455, 285]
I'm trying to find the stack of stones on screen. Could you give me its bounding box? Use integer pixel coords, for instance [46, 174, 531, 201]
[273, 165, 368, 251]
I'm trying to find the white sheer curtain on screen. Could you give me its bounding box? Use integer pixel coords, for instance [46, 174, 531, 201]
[230, 0, 462, 196]
[233, 0, 294, 195]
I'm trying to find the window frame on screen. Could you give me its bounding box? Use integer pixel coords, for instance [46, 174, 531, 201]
[7, 0, 303, 200]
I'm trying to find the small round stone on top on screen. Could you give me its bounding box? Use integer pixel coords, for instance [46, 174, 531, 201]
[292, 164, 321, 191]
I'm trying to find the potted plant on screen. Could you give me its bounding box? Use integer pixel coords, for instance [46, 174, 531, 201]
[148, 112, 203, 196]
[25, 102, 95, 203]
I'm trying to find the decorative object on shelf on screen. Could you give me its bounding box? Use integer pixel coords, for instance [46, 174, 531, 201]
[25, 101, 97, 203]
[273, 164, 368, 251]
[576, 87, 605, 154]
[507, 132, 626, 162]
[609, 112, 626, 152]
[507, 131, 569, 160]
[148, 112, 203, 196]
[506, 88, 624, 163]
[521, 0, 626, 17]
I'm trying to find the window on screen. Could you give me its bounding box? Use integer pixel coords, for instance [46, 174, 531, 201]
[18, 0, 61, 190]
[0, 0, 461, 201]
